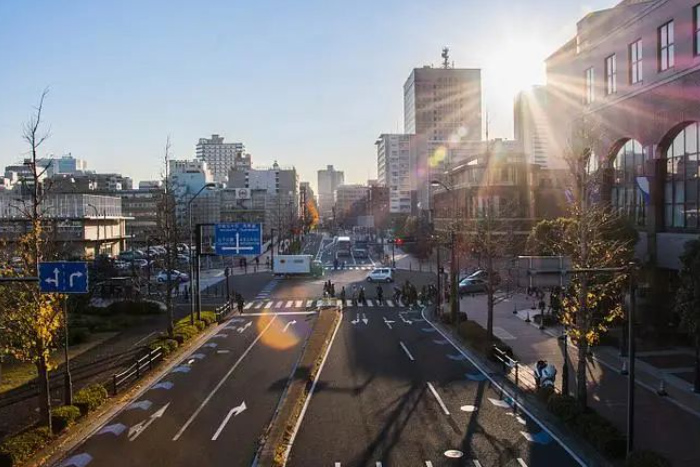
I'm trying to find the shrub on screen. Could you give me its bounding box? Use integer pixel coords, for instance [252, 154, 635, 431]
[172, 324, 198, 344]
[193, 320, 206, 332]
[200, 311, 217, 325]
[50, 405, 81, 433]
[546, 394, 582, 422]
[625, 450, 672, 467]
[149, 338, 178, 355]
[0, 427, 52, 467]
[73, 384, 108, 415]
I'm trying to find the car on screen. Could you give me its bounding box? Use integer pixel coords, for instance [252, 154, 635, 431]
[353, 248, 368, 258]
[462, 269, 501, 286]
[366, 268, 394, 283]
[156, 269, 189, 283]
[131, 258, 151, 269]
[458, 277, 487, 295]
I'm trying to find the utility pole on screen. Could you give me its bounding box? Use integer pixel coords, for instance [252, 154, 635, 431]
[63, 297, 73, 405]
[626, 262, 637, 458]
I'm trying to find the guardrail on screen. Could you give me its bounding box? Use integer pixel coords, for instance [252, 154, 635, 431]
[492, 345, 554, 394]
[215, 302, 232, 322]
[111, 347, 163, 395]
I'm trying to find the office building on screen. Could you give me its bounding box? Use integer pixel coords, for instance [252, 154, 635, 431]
[334, 184, 369, 224]
[514, 86, 553, 168]
[376, 134, 415, 214]
[317, 165, 344, 219]
[195, 134, 246, 183]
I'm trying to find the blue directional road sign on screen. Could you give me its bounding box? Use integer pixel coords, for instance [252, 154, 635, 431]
[39, 262, 89, 294]
[215, 222, 262, 256]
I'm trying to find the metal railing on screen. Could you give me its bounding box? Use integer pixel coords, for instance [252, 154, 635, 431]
[215, 302, 232, 322]
[492, 345, 556, 394]
[111, 347, 163, 395]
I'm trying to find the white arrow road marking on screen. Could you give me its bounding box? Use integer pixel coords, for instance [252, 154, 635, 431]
[211, 401, 247, 440]
[237, 322, 252, 333]
[212, 333, 228, 338]
[68, 271, 83, 287]
[128, 403, 170, 441]
[399, 341, 415, 361]
[172, 317, 276, 441]
[334, 463, 341, 467]
[427, 383, 450, 415]
[361, 313, 368, 325]
[283, 320, 297, 332]
[351, 313, 360, 325]
[383, 317, 395, 329]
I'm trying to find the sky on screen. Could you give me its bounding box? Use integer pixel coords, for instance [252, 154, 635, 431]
[0, 0, 612, 191]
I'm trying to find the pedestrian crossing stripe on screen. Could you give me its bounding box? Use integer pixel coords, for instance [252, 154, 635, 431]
[244, 302, 254, 310]
[276, 301, 284, 308]
[235, 298, 412, 311]
[295, 300, 303, 307]
[324, 266, 374, 271]
[306, 300, 314, 307]
[264, 302, 273, 309]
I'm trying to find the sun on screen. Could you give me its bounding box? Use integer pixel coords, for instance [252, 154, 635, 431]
[483, 36, 549, 101]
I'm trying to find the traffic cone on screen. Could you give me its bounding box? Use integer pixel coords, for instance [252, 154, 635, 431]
[620, 360, 628, 375]
[525, 311, 531, 323]
[657, 377, 668, 397]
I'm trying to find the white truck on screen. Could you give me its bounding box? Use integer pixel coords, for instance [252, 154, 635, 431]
[273, 255, 323, 277]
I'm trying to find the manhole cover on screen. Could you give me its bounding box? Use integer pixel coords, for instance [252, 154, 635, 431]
[460, 405, 477, 412]
[444, 450, 464, 459]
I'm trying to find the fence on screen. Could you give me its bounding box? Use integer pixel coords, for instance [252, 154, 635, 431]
[492, 345, 557, 394]
[111, 347, 163, 395]
[215, 301, 232, 322]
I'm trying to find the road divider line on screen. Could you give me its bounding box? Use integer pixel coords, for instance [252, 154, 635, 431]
[421, 307, 587, 467]
[425, 462, 434, 467]
[399, 341, 415, 361]
[172, 316, 277, 441]
[427, 382, 450, 415]
[517, 459, 527, 467]
[472, 461, 483, 467]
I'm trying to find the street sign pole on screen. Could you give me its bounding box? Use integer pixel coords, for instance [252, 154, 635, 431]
[196, 224, 203, 321]
[63, 296, 73, 405]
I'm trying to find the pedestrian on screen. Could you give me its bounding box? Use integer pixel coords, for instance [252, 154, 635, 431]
[359, 287, 366, 306]
[352, 285, 358, 307]
[330, 283, 335, 298]
[236, 293, 244, 314]
[340, 286, 346, 306]
[334, 258, 339, 270]
[376, 284, 383, 304]
[255, 256, 259, 269]
[266, 257, 271, 269]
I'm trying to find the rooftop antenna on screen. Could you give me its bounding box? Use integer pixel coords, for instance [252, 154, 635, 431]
[441, 47, 450, 69]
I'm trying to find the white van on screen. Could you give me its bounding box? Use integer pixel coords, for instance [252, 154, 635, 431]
[366, 268, 394, 283]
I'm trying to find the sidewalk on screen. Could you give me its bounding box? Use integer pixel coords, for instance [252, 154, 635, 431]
[460, 292, 700, 467]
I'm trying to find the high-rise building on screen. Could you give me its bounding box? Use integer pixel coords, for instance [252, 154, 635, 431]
[317, 165, 344, 219]
[514, 86, 552, 168]
[376, 134, 415, 214]
[195, 134, 246, 183]
[403, 66, 482, 141]
[334, 184, 368, 222]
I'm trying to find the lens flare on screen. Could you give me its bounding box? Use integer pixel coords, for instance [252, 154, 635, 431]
[256, 314, 300, 350]
[430, 146, 447, 168]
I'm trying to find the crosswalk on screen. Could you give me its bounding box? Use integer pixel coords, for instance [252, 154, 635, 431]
[242, 298, 412, 311]
[324, 265, 375, 271]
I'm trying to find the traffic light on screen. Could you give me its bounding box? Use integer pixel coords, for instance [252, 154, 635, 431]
[395, 238, 404, 246]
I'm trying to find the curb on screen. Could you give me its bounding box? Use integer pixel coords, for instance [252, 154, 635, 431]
[33, 316, 233, 467]
[422, 307, 612, 467]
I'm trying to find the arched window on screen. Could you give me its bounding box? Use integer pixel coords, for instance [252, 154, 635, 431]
[611, 139, 647, 226]
[665, 123, 700, 230]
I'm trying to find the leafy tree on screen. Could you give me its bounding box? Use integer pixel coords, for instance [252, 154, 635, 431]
[398, 215, 433, 259]
[675, 239, 700, 392]
[0, 90, 64, 431]
[529, 121, 637, 408]
[304, 199, 319, 231]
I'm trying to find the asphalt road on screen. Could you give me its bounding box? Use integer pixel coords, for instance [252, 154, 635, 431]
[55, 285, 318, 467]
[287, 300, 583, 466]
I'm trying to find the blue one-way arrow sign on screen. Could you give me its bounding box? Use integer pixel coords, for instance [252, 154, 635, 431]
[39, 262, 89, 294]
[215, 223, 262, 256]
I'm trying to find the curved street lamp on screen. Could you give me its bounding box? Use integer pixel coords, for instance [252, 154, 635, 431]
[430, 179, 459, 321]
[188, 182, 217, 324]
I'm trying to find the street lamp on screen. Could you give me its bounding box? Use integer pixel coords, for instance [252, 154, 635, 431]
[430, 180, 458, 322]
[188, 183, 217, 325]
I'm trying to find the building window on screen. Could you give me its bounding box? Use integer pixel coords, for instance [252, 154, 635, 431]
[694, 4, 700, 55]
[584, 67, 595, 104]
[665, 123, 700, 230]
[612, 140, 647, 227]
[605, 54, 617, 95]
[629, 39, 643, 84]
[658, 20, 675, 71]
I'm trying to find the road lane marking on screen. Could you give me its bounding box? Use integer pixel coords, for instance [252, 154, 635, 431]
[366, 299, 373, 306]
[386, 300, 394, 307]
[473, 461, 483, 467]
[243, 311, 316, 316]
[383, 317, 395, 329]
[346, 299, 352, 306]
[517, 459, 527, 467]
[421, 308, 587, 467]
[425, 462, 433, 467]
[400, 341, 415, 361]
[285, 300, 293, 308]
[129, 403, 170, 441]
[280, 305, 343, 464]
[295, 300, 303, 307]
[275, 301, 284, 308]
[427, 382, 450, 415]
[172, 316, 277, 441]
[211, 402, 247, 440]
[335, 463, 341, 467]
[376, 463, 382, 467]
[264, 301, 273, 309]
[243, 302, 254, 310]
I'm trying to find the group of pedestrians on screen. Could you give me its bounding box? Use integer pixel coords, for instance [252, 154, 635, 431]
[323, 279, 336, 298]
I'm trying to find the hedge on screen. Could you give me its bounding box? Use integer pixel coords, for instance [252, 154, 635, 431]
[0, 427, 52, 467]
[546, 394, 626, 459]
[625, 450, 672, 467]
[73, 384, 108, 415]
[50, 405, 81, 434]
[149, 338, 178, 356]
[172, 324, 199, 344]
